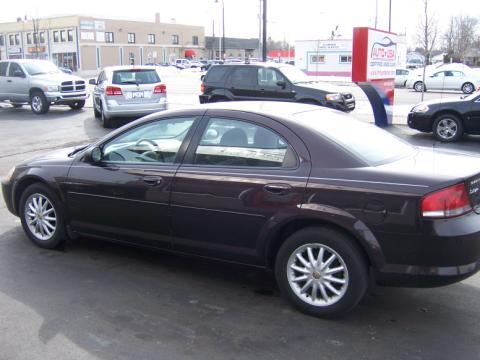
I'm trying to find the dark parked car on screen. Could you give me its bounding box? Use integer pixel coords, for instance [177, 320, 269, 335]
[3, 102, 480, 318]
[408, 91, 480, 142]
[199, 63, 355, 112]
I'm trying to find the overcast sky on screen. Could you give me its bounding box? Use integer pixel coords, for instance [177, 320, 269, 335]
[1, 0, 478, 46]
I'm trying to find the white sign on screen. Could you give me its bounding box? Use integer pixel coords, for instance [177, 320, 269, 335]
[80, 32, 95, 41]
[96, 32, 105, 42]
[8, 46, 21, 54]
[317, 42, 345, 50]
[366, 29, 397, 80]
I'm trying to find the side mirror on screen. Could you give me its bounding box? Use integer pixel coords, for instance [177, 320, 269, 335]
[200, 74, 205, 81]
[89, 79, 97, 85]
[276, 80, 286, 89]
[84, 146, 103, 163]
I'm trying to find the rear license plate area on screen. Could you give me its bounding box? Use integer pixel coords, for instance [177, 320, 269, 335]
[131, 91, 144, 99]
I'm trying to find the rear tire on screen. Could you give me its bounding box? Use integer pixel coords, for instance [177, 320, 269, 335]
[30, 91, 50, 115]
[101, 106, 113, 128]
[69, 100, 85, 110]
[433, 114, 463, 142]
[414, 81, 425, 92]
[275, 227, 368, 318]
[19, 183, 66, 249]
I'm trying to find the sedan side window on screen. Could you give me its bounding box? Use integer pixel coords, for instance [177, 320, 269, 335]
[193, 117, 297, 168]
[102, 117, 195, 164]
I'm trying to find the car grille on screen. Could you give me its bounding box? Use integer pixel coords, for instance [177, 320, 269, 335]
[61, 81, 86, 93]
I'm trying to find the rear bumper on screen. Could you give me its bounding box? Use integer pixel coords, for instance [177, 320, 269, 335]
[407, 112, 434, 132]
[373, 211, 480, 287]
[103, 99, 168, 118]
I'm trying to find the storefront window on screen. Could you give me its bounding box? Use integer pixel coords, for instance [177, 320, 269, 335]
[310, 54, 325, 64]
[52, 52, 78, 71]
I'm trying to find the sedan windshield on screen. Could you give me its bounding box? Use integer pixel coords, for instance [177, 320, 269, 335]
[23, 61, 62, 76]
[278, 65, 312, 84]
[295, 110, 416, 166]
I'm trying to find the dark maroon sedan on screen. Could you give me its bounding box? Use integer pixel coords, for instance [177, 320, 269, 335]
[3, 102, 480, 318]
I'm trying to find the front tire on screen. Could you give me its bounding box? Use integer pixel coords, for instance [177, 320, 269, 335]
[30, 91, 50, 114]
[433, 114, 463, 142]
[19, 183, 66, 249]
[461, 82, 475, 94]
[275, 227, 368, 318]
[69, 100, 85, 110]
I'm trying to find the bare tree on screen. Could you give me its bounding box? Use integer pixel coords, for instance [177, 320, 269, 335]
[444, 15, 478, 61]
[416, 0, 438, 65]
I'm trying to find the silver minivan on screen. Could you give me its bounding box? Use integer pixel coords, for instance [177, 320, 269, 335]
[89, 66, 167, 128]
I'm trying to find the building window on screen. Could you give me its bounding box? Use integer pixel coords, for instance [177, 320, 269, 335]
[26, 33, 32, 45]
[105, 32, 114, 43]
[129, 52, 135, 65]
[15, 34, 20, 45]
[67, 29, 73, 42]
[339, 55, 352, 64]
[0, 35, 4, 46]
[172, 34, 179, 45]
[33, 32, 38, 44]
[60, 30, 66, 42]
[96, 47, 101, 69]
[39, 32, 45, 44]
[310, 54, 325, 64]
[148, 34, 155, 44]
[192, 36, 199, 45]
[53, 31, 59, 42]
[128, 33, 135, 43]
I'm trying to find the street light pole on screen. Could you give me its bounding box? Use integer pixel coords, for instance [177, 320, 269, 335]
[262, 0, 267, 62]
[222, 0, 225, 60]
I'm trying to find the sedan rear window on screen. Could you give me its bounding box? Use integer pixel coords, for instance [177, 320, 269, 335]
[112, 69, 160, 85]
[295, 110, 416, 166]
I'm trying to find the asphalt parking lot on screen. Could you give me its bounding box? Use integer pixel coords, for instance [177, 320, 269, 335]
[1, 89, 480, 360]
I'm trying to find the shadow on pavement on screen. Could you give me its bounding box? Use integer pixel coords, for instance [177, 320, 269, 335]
[1, 226, 479, 360]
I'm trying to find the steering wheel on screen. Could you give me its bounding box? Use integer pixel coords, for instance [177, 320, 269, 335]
[136, 138, 158, 151]
[135, 138, 165, 162]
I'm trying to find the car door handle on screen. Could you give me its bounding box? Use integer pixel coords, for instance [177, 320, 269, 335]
[143, 176, 163, 186]
[264, 183, 292, 195]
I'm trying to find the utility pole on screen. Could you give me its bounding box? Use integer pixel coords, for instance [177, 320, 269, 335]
[212, 19, 215, 60]
[221, 0, 225, 60]
[262, 0, 267, 62]
[388, 0, 392, 32]
[375, 0, 378, 29]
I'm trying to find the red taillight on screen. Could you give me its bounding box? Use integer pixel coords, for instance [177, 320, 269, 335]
[105, 86, 123, 96]
[201, 83, 205, 93]
[421, 183, 472, 218]
[154, 84, 167, 94]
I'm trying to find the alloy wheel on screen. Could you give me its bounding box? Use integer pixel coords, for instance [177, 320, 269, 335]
[24, 193, 57, 241]
[414, 82, 424, 92]
[436, 118, 458, 140]
[31, 96, 43, 113]
[287, 243, 349, 307]
[462, 83, 474, 94]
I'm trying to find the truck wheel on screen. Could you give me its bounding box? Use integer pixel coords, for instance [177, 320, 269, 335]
[69, 100, 85, 110]
[275, 227, 368, 318]
[30, 91, 50, 115]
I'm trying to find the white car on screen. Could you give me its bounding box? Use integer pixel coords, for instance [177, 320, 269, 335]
[395, 69, 410, 87]
[174, 59, 191, 69]
[406, 66, 480, 94]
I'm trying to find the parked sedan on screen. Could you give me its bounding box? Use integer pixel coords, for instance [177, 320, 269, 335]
[408, 91, 480, 142]
[89, 66, 167, 128]
[406, 69, 480, 94]
[3, 102, 480, 318]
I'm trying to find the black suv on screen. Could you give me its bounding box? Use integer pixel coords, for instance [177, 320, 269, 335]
[199, 63, 355, 112]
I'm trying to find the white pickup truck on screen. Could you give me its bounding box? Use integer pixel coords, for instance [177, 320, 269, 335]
[0, 59, 89, 114]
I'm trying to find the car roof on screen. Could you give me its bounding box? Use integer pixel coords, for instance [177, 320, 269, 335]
[215, 62, 291, 69]
[101, 65, 159, 72]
